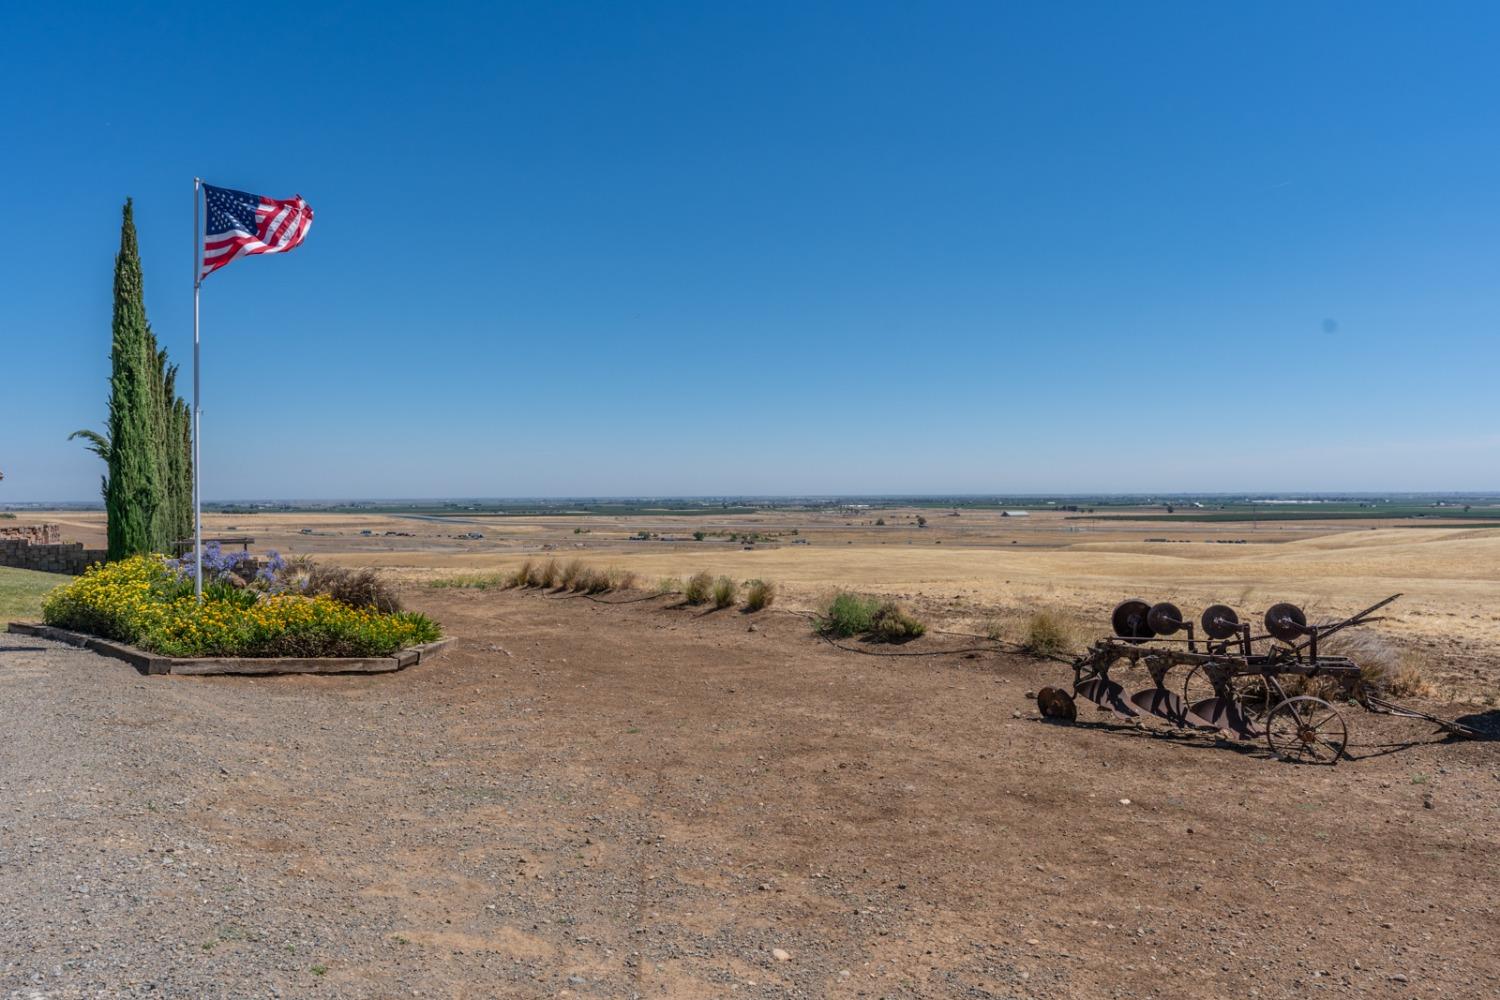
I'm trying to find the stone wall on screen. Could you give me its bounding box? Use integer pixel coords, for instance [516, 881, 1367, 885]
[0, 524, 106, 575]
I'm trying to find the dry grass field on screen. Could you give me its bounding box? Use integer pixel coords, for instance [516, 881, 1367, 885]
[14, 506, 1499, 701]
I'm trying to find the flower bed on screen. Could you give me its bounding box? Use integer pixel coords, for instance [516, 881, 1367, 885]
[42, 555, 440, 658]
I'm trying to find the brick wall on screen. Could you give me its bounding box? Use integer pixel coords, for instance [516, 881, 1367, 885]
[0, 524, 106, 575]
[0, 523, 62, 545]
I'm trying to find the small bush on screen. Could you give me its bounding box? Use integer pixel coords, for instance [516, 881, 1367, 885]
[559, 559, 585, 588]
[744, 579, 776, 611]
[655, 576, 682, 595]
[509, 559, 535, 589]
[1021, 610, 1075, 657]
[818, 590, 880, 637]
[712, 575, 738, 609]
[611, 568, 639, 591]
[870, 600, 925, 641]
[683, 571, 714, 605]
[304, 565, 403, 613]
[583, 569, 612, 594]
[536, 559, 559, 589]
[982, 617, 1005, 641]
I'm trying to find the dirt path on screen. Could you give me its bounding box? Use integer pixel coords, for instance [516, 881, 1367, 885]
[2, 591, 1497, 998]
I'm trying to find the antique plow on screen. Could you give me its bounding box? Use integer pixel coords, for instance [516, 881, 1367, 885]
[1039, 594, 1480, 763]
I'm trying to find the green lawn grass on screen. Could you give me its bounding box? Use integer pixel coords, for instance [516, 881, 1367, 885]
[0, 566, 62, 624]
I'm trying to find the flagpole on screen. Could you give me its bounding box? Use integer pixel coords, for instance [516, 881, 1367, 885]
[192, 177, 203, 601]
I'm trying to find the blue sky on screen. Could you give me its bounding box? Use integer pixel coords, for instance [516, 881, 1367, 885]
[2, 2, 1497, 501]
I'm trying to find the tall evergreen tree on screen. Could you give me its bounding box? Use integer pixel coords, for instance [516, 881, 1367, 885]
[75, 200, 194, 558]
[104, 199, 168, 560]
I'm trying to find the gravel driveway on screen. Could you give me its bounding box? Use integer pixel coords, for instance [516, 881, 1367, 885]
[4, 591, 1498, 999]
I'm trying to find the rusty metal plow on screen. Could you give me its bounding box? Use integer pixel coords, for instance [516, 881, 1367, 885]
[1040, 594, 1481, 763]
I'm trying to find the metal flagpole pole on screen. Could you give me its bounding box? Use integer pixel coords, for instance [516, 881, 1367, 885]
[193, 177, 203, 601]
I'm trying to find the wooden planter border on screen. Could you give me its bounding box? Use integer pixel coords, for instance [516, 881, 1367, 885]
[5, 622, 451, 676]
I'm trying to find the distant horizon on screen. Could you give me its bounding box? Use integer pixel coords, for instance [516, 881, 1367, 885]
[7, 489, 1500, 510]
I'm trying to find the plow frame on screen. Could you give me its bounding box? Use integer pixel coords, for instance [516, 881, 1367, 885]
[1062, 594, 1480, 762]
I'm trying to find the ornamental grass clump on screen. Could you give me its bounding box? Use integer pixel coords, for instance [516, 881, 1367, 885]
[744, 579, 776, 611]
[711, 575, 738, 609]
[42, 555, 440, 659]
[870, 600, 925, 641]
[683, 571, 714, 605]
[559, 559, 585, 589]
[1021, 609, 1076, 657]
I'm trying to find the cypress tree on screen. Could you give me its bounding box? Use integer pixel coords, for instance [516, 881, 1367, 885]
[176, 398, 194, 545]
[105, 200, 168, 559]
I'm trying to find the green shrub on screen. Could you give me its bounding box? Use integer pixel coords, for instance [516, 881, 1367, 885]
[744, 578, 776, 611]
[870, 600, 925, 641]
[817, 590, 880, 637]
[711, 575, 738, 609]
[683, 571, 714, 605]
[1022, 610, 1076, 657]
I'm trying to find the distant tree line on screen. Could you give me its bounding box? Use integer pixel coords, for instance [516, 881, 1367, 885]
[72, 200, 193, 560]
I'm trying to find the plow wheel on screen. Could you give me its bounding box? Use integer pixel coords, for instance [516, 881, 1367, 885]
[1265, 696, 1348, 764]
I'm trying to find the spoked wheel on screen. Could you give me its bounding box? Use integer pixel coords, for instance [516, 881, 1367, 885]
[1264, 696, 1348, 764]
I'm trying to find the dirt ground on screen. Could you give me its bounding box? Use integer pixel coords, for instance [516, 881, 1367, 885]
[5, 585, 1497, 998]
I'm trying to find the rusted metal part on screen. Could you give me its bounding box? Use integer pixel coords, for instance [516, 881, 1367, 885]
[1044, 593, 1481, 762]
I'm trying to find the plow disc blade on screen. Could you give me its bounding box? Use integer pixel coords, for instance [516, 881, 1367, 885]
[1075, 678, 1139, 720]
[1189, 697, 1264, 739]
[1129, 688, 1217, 730]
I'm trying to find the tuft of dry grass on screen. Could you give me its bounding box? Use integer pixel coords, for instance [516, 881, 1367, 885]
[982, 617, 1005, 641]
[536, 559, 559, 589]
[1021, 609, 1077, 657]
[559, 559, 585, 589]
[744, 579, 776, 611]
[1318, 630, 1437, 700]
[870, 600, 925, 641]
[683, 571, 714, 605]
[428, 572, 508, 590]
[509, 559, 535, 589]
[655, 576, 682, 596]
[610, 568, 639, 591]
[711, 575, 738, 609]
[304, 565, 403, 613]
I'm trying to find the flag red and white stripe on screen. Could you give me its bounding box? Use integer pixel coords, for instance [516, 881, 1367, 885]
[200, 183, 314, 280]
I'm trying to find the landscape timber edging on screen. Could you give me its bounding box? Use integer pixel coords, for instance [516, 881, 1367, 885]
[4, 622, 451, 676]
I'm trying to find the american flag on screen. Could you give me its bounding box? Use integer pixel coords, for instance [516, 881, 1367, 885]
[200, 183, 314, 280]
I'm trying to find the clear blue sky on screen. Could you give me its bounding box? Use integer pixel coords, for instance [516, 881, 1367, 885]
[2, 2, 1497, 501]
